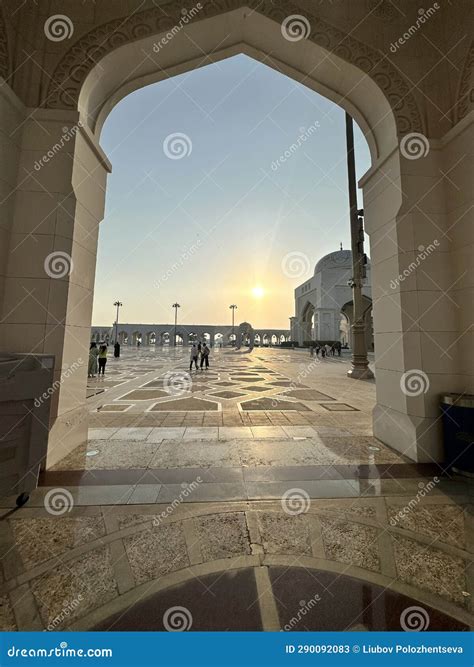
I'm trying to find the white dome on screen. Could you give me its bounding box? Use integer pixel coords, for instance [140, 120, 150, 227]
[314, 249, 370, 275]
[314, 250, 352, 274]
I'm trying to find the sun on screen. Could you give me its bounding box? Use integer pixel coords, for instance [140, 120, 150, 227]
[252, 286, 265, 299]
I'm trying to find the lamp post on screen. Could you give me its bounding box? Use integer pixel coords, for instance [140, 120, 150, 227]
[113, 301, 123, 344]
[345, 112, 374, 379]
[229, 304, 237, 346]
[172, 303, 181, 347]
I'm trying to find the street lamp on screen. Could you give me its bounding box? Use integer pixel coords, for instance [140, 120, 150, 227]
[113, 301, 123, 344]
[172, 303, 181, 347]
[345, 112, 373, 380]
[229, 304, 237, 345]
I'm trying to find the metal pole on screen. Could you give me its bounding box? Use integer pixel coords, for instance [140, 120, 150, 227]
[345, 113, 374, 380]
[172, 303, 180, 347]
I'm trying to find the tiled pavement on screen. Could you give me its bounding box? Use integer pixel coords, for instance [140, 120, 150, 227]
[0, 347, 472, 631]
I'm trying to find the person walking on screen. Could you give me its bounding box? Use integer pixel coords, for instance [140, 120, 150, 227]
[98, 343, 108, 377]
[88, 342, 99, 377]
[114, 341, 120, 358]
[189, 344, 199, 371]
[200, 343, 210, 370]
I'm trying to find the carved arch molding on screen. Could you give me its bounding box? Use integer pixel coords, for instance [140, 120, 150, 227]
[44, 0, 424, 134]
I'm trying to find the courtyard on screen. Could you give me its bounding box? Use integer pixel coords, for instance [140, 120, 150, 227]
[0, 347, 471, 632]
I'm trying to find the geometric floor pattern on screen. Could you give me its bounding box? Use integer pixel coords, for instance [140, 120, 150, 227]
[1, 347, 472, 631]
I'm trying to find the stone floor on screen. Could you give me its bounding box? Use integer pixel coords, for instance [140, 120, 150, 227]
[0, 347, 472, 631]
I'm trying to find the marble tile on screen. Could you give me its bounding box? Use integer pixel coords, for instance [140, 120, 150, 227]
[9, 516, 106, 569]
[110, 427, 153, 441]
[88, 428, 119, 440]
[0, 595, 16, 631]
[282, 426, 318, 438]
[183, 427, 219, 440]
[146, 427, 186, 441]
[251, 426, 288, 439]
[320, 518, 380, 571]
[157, 482, 247, 503]
[218, 426, 254, 440]
[258, 513, 312, 555]
[127, 485, 162, 504]
[123, 523, 189, 585]
[84, 440, 160, 469]
[393, 536, 467, 605]
[387, 503, 466, 547]
[194, 512, 250, 561]
[30, 546, 118, 628]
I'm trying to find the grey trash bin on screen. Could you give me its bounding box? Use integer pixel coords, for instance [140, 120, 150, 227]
[0, 354, 55, 506]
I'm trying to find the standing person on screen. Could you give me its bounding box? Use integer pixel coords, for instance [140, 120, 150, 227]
[321, 345, 326, 358]
[114, 341, 120, 358]
[200, 343, 210, 370]
[325, 343, 331, 357]
[98, 343, 108, 377]
[336, 341, 342, 357]
[315, 344, 320, 357]
[189, 344, 199, 371]
[88, 342, 99, 378]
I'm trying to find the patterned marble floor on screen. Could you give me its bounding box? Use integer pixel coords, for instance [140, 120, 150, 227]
[0, 347, 472, 631]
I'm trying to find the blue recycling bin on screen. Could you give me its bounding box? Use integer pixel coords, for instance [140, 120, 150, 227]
[441, 394, 474, 475]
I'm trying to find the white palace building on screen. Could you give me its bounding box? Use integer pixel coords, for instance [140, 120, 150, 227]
[290, 248, 373, 348]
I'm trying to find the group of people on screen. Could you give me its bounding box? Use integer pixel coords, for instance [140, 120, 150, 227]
[88, 341, 108, 377]
[189, 341, 210, 370]
[310, 341, 342, 358]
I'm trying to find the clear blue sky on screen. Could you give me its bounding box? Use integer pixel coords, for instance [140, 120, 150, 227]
[92, 54, 370, 329]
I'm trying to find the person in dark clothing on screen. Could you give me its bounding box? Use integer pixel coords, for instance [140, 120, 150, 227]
[114, 341, 120, 358]
[200, 343, 210, 369]
[98, 344, 108, 376]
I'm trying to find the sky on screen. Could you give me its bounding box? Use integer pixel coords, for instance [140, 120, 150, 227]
[92, 54, 371, 329]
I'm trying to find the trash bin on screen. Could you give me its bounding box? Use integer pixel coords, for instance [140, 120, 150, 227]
[0, 353, 55, 506]
[441, 394, 474, 476]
